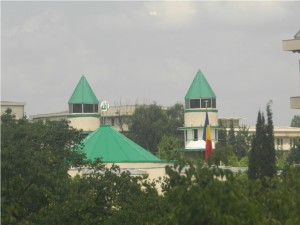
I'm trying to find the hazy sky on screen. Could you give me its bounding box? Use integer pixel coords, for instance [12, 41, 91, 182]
[2, 1, 300, 125]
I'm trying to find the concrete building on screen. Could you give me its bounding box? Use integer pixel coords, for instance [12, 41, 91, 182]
[219, 117, 300, 151]
[282, 30, 300, 109]
[0, 101, 25, 119]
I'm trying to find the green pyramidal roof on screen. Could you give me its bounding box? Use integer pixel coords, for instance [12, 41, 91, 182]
[185, 70, 216, 99]
[68, 75, 99, 104]
[81, 125, 164, 163]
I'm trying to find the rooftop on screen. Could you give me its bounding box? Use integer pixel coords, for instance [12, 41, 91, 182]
[185, 70, 216, 99]
[68, 75, 99, 104]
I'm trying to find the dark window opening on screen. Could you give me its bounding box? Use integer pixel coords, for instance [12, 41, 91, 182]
[193, 129, 198, 141]
[73, 104, 82, 113]
[84, 104, 94, 113]
[190, 99, 200, 108]
[212, 99, 216, 108]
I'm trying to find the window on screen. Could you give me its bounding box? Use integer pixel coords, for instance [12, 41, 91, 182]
[188, 98, 216, 109]
[290, 138, 297, 147]
[185, 99, 190, 109]
[201, 99, 211, 108]
[277, 138, 283, 146]
[193, 129, 198, 141]
[94, 104, 99, 112]
[212, 99, 216, 108]
[73, 104, 82, 113]
[190, 99, 200, 108]
[185, 130, 188, 141]
[83, 104, 94, 113]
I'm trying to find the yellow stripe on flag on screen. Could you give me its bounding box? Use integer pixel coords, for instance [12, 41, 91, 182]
[206, 125, 211, 141]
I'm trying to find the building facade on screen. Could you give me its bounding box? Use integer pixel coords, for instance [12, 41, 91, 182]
[0, 101, 25, 119]
[219, 117, 300, 151]
[282, 30, 300, 109]
[178, 70, 221, 158]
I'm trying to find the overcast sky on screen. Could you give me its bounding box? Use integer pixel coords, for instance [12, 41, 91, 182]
[2, 1, 300, 125]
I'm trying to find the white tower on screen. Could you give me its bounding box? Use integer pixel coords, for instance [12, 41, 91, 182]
[68, 75, 100, 132]
[178, 70, 219, 158]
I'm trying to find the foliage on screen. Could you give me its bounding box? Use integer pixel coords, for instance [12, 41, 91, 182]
[1, 110, 169, 225]
[234, 125, 251, 159]
[217, 120, 227, 147]
[291, 115, 300, 127]
[128, 103, 184, 153]
[157, 135, 182, 160]
[217, 120, 250, 166]
[30, 161, 168, 225]
[276, 151, 287, 170]
[211, 143, 238, 166]
[128, 103, 168, 153]
[227, 120, 235, 147]
[165, 103, 184, 139]
[286, 140, 300, 164]
[163, 160, 300, 225]
[248, 103, 276, 180]
[1, 109, 85, 224]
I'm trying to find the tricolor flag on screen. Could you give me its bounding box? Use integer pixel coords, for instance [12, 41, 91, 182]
[202, 111, 209, 141]
[205, 125, 213, 161]
[202, 111, 212, 161]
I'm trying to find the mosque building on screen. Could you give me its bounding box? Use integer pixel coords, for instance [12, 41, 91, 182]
[5, 70, 300, 155]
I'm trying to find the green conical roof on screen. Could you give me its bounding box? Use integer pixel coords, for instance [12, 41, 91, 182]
[81, 125, 164, 163]
[185, 70, 216, 99]
[68, 75, 99, 104]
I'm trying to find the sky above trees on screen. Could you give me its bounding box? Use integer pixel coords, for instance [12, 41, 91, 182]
[2, 1, 300, 125]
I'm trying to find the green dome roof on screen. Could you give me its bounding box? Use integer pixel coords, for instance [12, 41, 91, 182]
[68, 75, 99, 104]
[185, 70, 216, 99]
[81, 125, 165, 163]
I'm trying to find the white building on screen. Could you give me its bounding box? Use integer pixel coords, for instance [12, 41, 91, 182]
[178, 70, 222, 159]
[219, 117, 300, 151]
[0, 101, 25, 119]
[282, 30, 300, 109]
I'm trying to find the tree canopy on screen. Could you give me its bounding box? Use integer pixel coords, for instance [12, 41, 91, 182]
[2, 107, 300, 225]
[128, 103, 184, 153]
[248, 103, 276, 180]
[291, 115, 300, 127]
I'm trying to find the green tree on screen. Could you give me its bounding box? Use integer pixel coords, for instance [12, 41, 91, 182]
[234, 125, 251, 160]
[217, 120, 227, 147]
[128, 103, 184, 153]
[163, 160, 300, 225]
[165, 103, 184, 139]
[287, 140, 300, 164]
[248, 103, 276, 180]
[157, 135, 182, 160]
[228, 120, 236, 147]
[263, 102, 276, 177]
[128, 103, 168, 153]
[1, 110, 169, 225]
[163, 160, 263, 225]
[291, 115, 300, 127]
[31, 161, 169, 225]
[1, 109, 85, 224]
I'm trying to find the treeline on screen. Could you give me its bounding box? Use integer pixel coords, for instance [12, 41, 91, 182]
[2, 108, 300, 224]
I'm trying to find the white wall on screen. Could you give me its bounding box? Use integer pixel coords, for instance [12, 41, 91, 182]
[69, 116, 100, 131]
